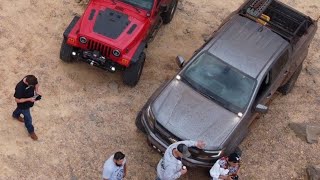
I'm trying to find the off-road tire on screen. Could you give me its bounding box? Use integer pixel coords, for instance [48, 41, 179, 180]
[278, 64, 303, 95]
[135, 111, 146, 133]
[162, 0, 178, 24]
[123, 52, 146, 86]
[60, 38, 74, 62]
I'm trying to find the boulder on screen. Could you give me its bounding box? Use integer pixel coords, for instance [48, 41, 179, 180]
[307, 165, 320, 180]
[289, 123, 306, 140]
[306, 125, 320, 144]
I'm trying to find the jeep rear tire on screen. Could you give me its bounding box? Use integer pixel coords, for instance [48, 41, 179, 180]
[278, 64, 302, 95]
[60, 38, 74, 62]
[162, 0, 178, 24]
[123, 52, 146, 87]
[135, 111, 147, 133]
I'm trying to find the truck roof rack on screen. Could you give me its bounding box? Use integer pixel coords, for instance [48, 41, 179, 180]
[244, 0, 273, 18]
[239, 0, 313, 44]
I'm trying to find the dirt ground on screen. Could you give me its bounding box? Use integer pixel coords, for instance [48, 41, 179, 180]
[0, 0, 319, 179]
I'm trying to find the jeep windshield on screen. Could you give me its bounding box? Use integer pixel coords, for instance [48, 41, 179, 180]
[120, 0, 153, 10]
[181, 52, 256, 113]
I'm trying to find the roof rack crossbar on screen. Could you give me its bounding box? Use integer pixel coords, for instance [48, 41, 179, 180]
[267, 21, 294, 37]
[293, 19, 307, 35]
[239, 0, 313, 44]
[268, 8, 301, 25]
[238, 13, 294, 43]
[267, 7, 308, 37]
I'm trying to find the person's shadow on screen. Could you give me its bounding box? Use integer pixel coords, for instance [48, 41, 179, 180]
[185, 167, 211, 180]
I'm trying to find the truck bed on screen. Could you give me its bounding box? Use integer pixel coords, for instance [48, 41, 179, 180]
[239, 0, 314, 44]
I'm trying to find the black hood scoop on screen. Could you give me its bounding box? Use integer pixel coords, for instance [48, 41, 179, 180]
[93, 8, 131, 39]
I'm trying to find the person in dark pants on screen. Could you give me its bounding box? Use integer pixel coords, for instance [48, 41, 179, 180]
[12, 75, 41, 140]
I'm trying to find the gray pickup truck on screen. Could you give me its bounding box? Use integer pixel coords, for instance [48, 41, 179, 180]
[136, 0, 318, 167]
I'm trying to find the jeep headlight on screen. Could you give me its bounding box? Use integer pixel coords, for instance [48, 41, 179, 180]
[146, 106, 155, 129]
[79, 36, 87, 44]
[112, 49, 121, 57]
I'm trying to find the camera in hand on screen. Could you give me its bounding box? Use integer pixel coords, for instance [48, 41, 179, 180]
[231, 175, 239, 180]
[34, 94, 42, 101]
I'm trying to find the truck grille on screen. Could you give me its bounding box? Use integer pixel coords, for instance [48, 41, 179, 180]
[154, 123, 180, 145]
[154, 123, 210, 159]
[87, 40, 112, 58]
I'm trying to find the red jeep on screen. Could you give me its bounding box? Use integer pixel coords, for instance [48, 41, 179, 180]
[60, 0, 178, 86]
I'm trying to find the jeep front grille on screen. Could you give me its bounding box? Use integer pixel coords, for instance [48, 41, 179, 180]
[87, 40, 112, 58]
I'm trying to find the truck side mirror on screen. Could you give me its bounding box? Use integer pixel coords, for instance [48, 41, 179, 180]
[254, 104, 268, 114]
[176, 56, 185, 68]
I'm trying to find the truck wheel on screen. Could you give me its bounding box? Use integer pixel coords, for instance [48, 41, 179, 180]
[233, 147, 242, 157]
[123, 52, 146, 86]
[135, 111, 146, 133]
[162, 0, 178, 24]
[278, 64, 303, 95]
[60, 38, 74, 62]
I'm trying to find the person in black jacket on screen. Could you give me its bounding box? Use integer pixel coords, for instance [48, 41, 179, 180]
[12, 75, 41, 140]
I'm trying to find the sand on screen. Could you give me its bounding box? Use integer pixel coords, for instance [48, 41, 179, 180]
[0, 0, 319, 179]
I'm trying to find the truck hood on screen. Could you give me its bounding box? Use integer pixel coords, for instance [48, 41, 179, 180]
[152, 79, 241, 150]
[78, 2, 147, 49]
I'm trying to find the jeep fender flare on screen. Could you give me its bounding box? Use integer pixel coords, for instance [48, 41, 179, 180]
[63, 16, 80, 39]
[130, 41, 147, 64]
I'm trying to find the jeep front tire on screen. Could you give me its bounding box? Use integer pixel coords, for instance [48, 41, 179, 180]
[60, 38, 74, 62]
[162, 0, 178, 24]
[123, 52, 146, 87]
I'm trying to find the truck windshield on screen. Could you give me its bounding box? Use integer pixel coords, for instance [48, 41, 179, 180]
[181, 52, 256, 113]
[120, 0, 153, 10]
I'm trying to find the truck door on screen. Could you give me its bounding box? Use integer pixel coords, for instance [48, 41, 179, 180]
[247, 50, 289, 126]
[249, 50, 289, 126]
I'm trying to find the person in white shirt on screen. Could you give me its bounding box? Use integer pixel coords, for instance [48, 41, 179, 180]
[102, 151, 127, 180]
[156, 140, 206, 180]
[209, 153, 241, 180]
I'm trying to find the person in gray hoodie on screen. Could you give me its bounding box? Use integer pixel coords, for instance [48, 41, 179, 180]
[156, 140, 206, 180]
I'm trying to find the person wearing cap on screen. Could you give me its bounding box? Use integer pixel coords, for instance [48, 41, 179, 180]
[156, 140, 206, 180]
[12, 75, 41, 140]
[209, 153, 241, 180]
[102, 151, 127, 180]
